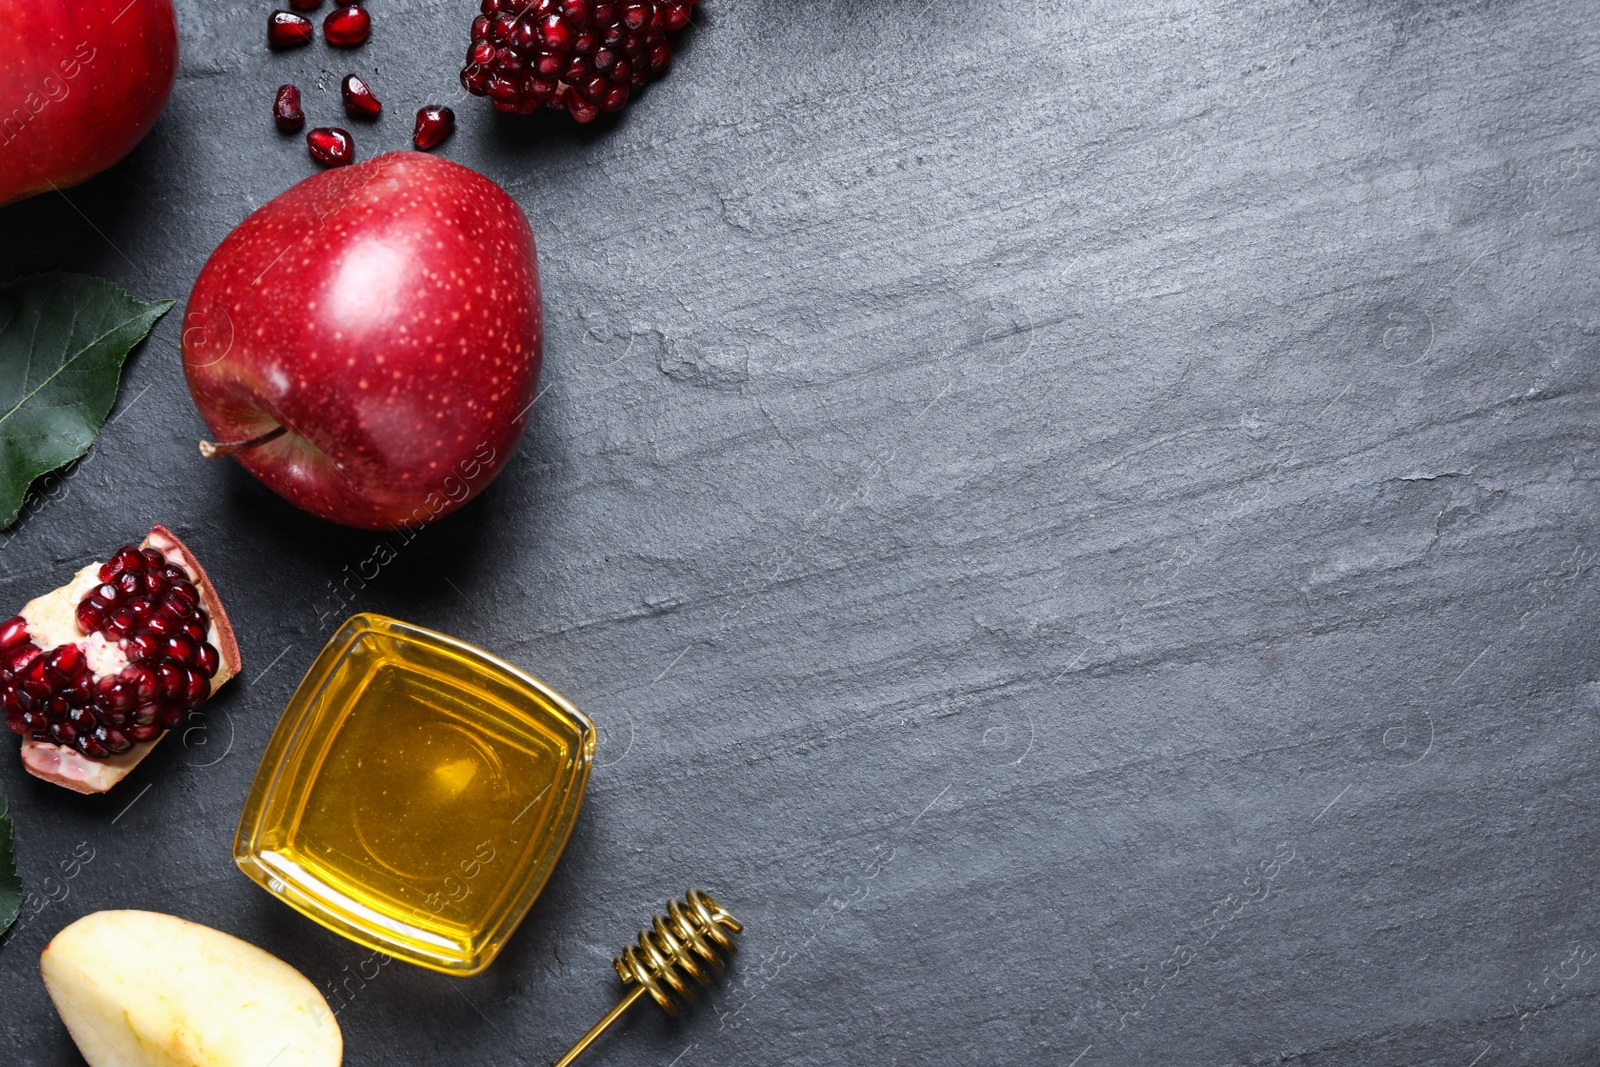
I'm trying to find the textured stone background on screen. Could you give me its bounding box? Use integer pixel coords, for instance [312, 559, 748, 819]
[1, 0, 1598, 1063]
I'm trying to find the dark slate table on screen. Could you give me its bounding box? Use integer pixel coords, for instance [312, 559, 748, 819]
[3, 1, 1598, 1063]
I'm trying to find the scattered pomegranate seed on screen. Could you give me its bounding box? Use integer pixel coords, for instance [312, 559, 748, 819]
[460, 0, 697, 120]
[340, 74, 382, 119]
[273, 85, 305, 132]
[306, 126, 354, 166]
[323, 4, 371, 46]
[267, 10, 315, 48]
[1, 544, 221, 759]
[412, 105, 455, 150]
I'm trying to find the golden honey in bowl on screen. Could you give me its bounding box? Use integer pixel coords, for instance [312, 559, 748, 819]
[234, 614, 594, 975]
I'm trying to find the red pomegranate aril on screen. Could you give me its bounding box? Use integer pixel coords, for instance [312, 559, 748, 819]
[182, 621, 206, 643]
[195, 643, 220, 678]
[145, 613, 176, 637]
[129, 722, 160, 743]
[132, 701, 161, 726]
[75, 603, 101, 634]
[268, 11, 315, 48]
[100, 546, 143, 582]
[166, 635, 198, 666]
[183, 670, 209, 706]
[341, 74, 382, 119]
[0, 617, 27, 650]
[413, 105, 455, 150]
[324, 4, 371, 46]
[274, 85, 306, 133]
[101, 726, 132, 753]
[131, 668, 159, 703]
[306, 126, 355, 167]
[157, 662, 185, 697]
[48, 645, 85, 677]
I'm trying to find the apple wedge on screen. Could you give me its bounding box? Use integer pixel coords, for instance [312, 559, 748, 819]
[3, 524, 241, 794]
[41, 910, 342, 1066]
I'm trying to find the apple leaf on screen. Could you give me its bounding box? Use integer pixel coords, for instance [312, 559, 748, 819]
[0, 791, 18, 937]
[0, 273, 174, 529]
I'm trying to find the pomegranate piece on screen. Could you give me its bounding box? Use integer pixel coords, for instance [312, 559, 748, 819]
[267, 10, 315, 48]
[340, 75, 382, 120]
[412, 105, 455, 150]
[460, 0, 697, 120]
[7, 525, 241, 794]
[306, 127, 354, 167]
[323, 4, 371, 46]
[274, 84, 306, 132]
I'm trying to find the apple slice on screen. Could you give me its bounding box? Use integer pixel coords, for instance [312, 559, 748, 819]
[4, 525, 241, 794]
[41, 910, 342, 1066]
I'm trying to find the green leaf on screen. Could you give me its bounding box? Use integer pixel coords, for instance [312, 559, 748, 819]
[0, 791, 18, 937]
[0, 272, 173, 529]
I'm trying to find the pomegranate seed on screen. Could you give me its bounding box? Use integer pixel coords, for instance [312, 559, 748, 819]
[306, 126, 355, 166]
[413, 105, 455, 150]
[341, 74, 382, 119]
[268, 10, 315, 48]
[129, 722, 160, 743]
[0, 616, 27, 650]
[274, 85, 305, 132]
[100, 546, 144, 582]
[141, 549, 165, 568]
[196, 643, 220, 677]
[323, 4, 371, 46]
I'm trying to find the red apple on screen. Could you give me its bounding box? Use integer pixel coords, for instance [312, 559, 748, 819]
[182, 152, 542, 530]
[0, 0, 178, 207]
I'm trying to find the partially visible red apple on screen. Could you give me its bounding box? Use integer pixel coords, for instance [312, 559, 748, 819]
[0, 0, 178, 207]
[182, 152, 543, 530]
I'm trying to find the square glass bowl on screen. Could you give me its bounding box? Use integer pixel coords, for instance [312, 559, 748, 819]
[234, 614, 594, 975]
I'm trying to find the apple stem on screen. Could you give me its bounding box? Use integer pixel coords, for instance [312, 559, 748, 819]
[198, 425, 287, 460]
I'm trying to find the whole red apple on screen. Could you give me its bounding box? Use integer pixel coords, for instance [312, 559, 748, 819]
[182, 152, 542, 530]
[0, 0, 178, 206]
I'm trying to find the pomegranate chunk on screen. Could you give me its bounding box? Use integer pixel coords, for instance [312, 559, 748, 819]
[306, 127, 354, 166]
[323, 4, 371, 46]
[340, 74, 382, 120]
[267, 10, 315, 49]
[460, 0, 697, 119]
[412, 105, 455, 150]
[6, 525, 241, 794]
[274, 84, 305, 132]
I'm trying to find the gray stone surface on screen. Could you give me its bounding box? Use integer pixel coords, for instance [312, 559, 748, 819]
[2, 0, 1599, 1063]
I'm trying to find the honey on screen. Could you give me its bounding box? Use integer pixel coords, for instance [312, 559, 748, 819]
[234, 614, 594, 975]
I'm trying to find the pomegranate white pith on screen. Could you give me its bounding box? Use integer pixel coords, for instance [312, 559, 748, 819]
[9, 526, 240, 794]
